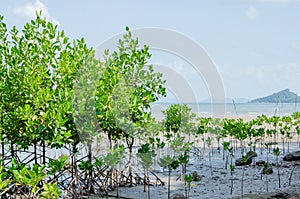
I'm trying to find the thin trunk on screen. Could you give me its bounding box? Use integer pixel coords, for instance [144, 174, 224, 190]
[230, 176, 233, 195]
[260, 136, 263, 155]
[34, 142, 37, 165]
[168, 169, 171, 199]
[108, 135, 113, 191]
[42, 140, 46, 164]
[266, 174, 269, 192]
[234, 139, 237, 152]
[88, 143, 93, 194]
[277, 158, 281, 188]
[144, 169, 146, 192]
[225, 153, 229, 169]
[241, 166, 244, 199]
[10, 142, 14, 164]
[185, 181, 187, 199]
[147, 170, 150, 199]
[116, 168, 119, 199]
[179, 165, 183, 181]
[222, 148, 225, 161]
[209, 151, 212, 176]
[288, 165, 296, 186]
[72, 143, 79, 196]
[230, 156, 233, 195]
[287, 138, 290, 153]
[1, 138, 4, 166]
[126, 136, 134, 186]
[240, 140, 243, 155]
[282, 138, 285, 154]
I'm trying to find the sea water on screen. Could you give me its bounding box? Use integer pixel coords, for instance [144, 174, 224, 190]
[151, 102, 299, 119]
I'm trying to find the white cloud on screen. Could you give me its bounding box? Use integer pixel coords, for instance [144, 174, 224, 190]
[246, 6, 258, 20]
[12, 0, 59, 26]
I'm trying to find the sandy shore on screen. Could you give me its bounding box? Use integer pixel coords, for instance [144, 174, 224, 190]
[85, 112, 300, 199]
[88, 141, 300, 199]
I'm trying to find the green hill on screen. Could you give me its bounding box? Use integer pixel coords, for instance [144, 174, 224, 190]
[250, 89, 299, 103]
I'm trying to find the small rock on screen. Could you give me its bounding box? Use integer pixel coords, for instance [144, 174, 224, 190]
[270, 192, 290, 199]
[172, 193, 186, 199]
[246, 151, 258, 158]
[283, 151, 300, 161]
[192, 171, 201, 181]
[282, 164, 290, 168]
[262, 167, 273, 175]
[235, 157, 252, 166]
[256, 160, 266, 166]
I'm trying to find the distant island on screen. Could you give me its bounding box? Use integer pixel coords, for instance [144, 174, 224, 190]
[250, 89, 299, 103]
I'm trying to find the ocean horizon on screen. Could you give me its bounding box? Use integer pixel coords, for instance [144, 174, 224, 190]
[151, 102, 299, 119]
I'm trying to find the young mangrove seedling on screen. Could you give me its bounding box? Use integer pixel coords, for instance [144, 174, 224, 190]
[241, 155, 249, 199]
[184, 174, 193, 199]
[158, 155, 180, 199]
[272, 147, 281, 188]
[230, 164, 235, 195]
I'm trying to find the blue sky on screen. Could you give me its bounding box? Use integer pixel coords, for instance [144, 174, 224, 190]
[1, 0, 300, 101]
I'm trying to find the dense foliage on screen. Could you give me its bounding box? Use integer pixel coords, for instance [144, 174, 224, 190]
[0, 13, 300, 199]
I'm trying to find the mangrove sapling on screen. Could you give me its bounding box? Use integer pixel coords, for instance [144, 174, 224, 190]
[184, 174, 193, 199]
[264, 143, 272, 164]
[212, 118, 223, 153]
[196, 117, 212, 159]
[158, 155, 180, 199]
[0, 165, 12, 196]
[12, 164, 46, 198]
[230, 164, 235, 195]
[240, 155, 249, 199]
[222, 141, 230, 169]
[102, 145, 125, 198]
[78, 159, 94, 195]
[272, 147, 281, 188]
[206, 137, 213, 176]
[178, 153, 189, 181]
[47, 155, 68, 180]
[263, 163, 269, 192]
[225, 143, 235, 195]
[281, 116, 293, 154]
[292, 112, 300, 147]
[40, 182, 62, 199]
[177, 141, 193, 181]
[162, 104, 195, 182]
[256, 128, 266, 155]
[137, 143, 153, 199]
[7, 162, 61, 199]
[297, 126, 300, 148]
